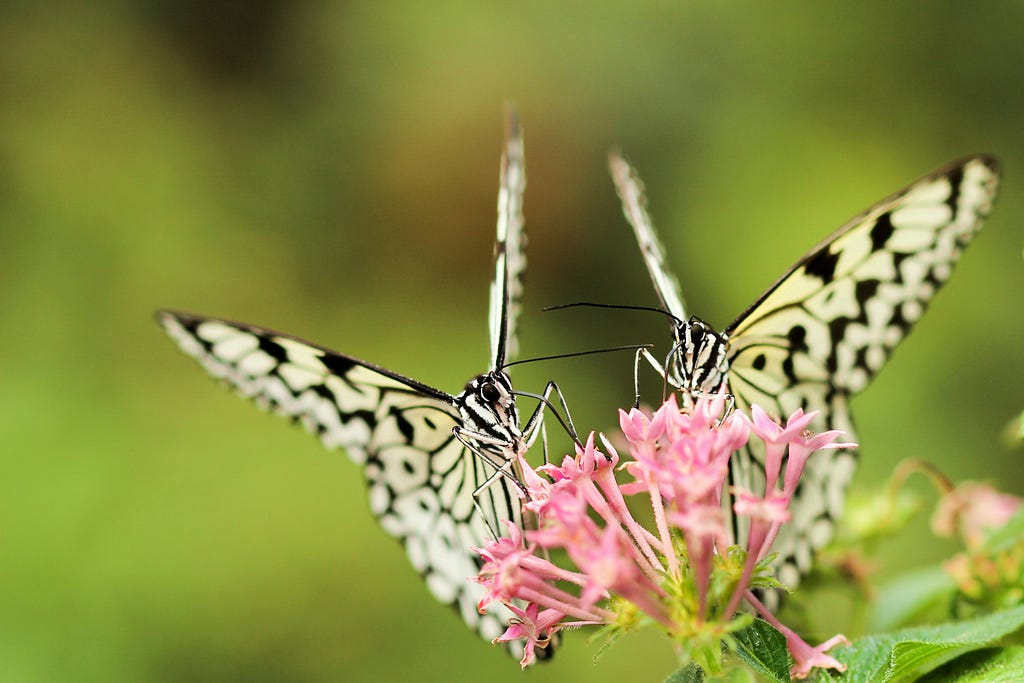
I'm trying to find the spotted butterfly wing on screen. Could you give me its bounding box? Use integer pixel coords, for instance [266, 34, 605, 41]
[608, 152, 689, 322]
[157, 113, 539, 655]
[611, 153, 1000, 587]
[490, 113, 526, 369]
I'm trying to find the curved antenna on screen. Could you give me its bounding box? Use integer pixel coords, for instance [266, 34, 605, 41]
[543, 301, 685, 327]
[500, 343, 654, 371]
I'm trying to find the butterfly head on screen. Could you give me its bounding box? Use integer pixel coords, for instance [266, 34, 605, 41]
[668, 317, 730, 399]
[457, 370, 522, 451]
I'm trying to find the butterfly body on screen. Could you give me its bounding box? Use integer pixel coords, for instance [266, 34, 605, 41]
[455, 370, 524, 460]
[612, 153, 1000, 586]
[665, 316, 730, 399]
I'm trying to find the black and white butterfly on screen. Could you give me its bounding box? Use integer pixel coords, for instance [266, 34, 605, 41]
[609, 152, 1000, 588]
[157, 114, 569, 655]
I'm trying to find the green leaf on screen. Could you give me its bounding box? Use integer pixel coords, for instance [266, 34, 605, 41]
[870, 567, 957, 631]
[832, 606, 1024, 682]
[662, 664, 756, 683]
[919, 647, 1024, 682]
[664, 662, 704, 683]
[732, 619, 791, 682]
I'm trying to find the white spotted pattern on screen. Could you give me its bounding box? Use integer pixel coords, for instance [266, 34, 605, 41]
[612, 153, 1000, 590]
[157, 112, 546, 660]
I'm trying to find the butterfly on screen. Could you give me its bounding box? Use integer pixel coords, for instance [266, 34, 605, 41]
[608, 152, 1000, 588]
[157, 113, 567, 656]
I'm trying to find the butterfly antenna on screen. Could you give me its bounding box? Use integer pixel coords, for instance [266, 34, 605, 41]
[501, 343, 654, 370]
[544, 301, 684, 327]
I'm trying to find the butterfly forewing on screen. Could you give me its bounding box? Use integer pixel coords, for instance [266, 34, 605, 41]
[727, 155, 1000, 395]
[610, 152, 689, 320]
[489, 111, 527, 370]
[158, 310, 523, 642]
[725, 155, 999, 583]
[616, 153, 1000, 589]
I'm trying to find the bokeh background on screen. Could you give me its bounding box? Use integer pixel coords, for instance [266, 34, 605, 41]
[3, 3, 1023, 681]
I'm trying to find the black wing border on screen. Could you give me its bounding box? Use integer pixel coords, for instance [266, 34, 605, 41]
[723, 154, 1001, 336]
[156, 308, 458, 406]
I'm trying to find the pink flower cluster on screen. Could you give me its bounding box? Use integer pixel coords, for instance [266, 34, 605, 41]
[932, 482, 1022, 550]
[932, 481, 1024, 608]
[474, 392, 855, 678]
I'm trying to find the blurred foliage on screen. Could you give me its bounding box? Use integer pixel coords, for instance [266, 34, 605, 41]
[1, 2, 1023, 681]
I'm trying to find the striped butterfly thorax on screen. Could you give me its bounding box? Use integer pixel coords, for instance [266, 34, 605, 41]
[609, 153, 1000, 589]
[157, 112, 551, 657]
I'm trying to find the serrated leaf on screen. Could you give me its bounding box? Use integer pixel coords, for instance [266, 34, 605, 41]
[919, 647, 1024, 682]
[732, 619, 791, 682]
[870, 567, 957, 631]
[830, 605, 1024, 682]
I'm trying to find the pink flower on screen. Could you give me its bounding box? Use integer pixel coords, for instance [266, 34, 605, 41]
[723, 488, 793, 617]
[619, 404, 667, 442]
[669, 504, 728, 548]
[787, 632, 850, 680]
[474, 523, 536, 607]
[494, 603, 565, 668]
[670, 503, 728, 616]
[474, 393, 856, 676]
[746, 405, 815, 492]
[733, 488, 792, 526]
[746, 591, 849, 679]
[932, 482, 1022, 549]
[782, 428, 856, 499]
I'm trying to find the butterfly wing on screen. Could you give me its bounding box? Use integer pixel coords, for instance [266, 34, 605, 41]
[489, 110, 527, 370]
[724, 155, 1000, 584]
[156, 310, 523, 646]
[609, 152, 689, 320]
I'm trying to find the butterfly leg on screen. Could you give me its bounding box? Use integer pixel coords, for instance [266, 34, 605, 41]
[452, 426, 531, 539]
[539, 421, 550, 466]
[453, 426, 528, 490]
[633, 347, 667, 408]
[635, 346, 672, 405]
[521, 380, 579, 446]
[469, 457, 523, 541]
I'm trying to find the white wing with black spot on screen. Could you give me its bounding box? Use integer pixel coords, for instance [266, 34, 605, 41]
[614, 153, 1000, 588]
[724, 155, 999, 585]
[157, 311, 523, 645]
[157, 113, 541, 659]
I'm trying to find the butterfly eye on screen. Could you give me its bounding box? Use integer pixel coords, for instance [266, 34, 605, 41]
[480, 382, 501, 403]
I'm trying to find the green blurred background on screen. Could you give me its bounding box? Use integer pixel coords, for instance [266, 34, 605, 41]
[2, 3, 1023, 681]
